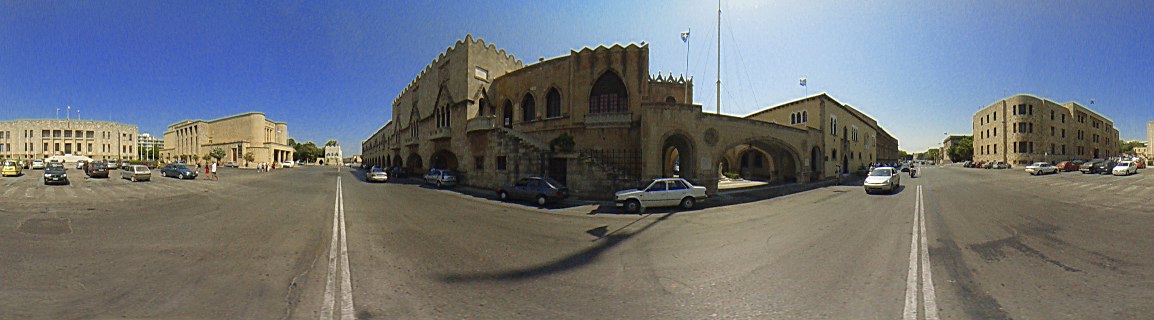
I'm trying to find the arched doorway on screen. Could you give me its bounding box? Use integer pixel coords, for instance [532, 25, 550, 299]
[502, 100, 514, 128]
[737, 148, 773, 180]
[589, 70, 629, 114]
[406, 153, 423, 173]
[842, 154, 849, 175]
[661, 132, 696, 179]
[718, 138, 802, 183]
[430, 149, 459, 170]
[810, 147, 823, 179]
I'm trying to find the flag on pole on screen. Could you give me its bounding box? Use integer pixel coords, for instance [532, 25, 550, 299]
[680, 30, 690, 43]
[799, 78, 807, 87]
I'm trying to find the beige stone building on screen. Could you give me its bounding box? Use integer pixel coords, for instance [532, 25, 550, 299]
[0, 119, 138, 161]
[323, 144, 342, 166]
[941, 135, 971, 163]
[161, 112, 293, 167]
[363, 35, 898, 198]
[973, 94, 1120, 164]
[1146, 121, 1154, 159]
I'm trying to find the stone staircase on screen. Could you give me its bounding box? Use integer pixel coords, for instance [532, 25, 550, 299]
[496, 127, 550, 151]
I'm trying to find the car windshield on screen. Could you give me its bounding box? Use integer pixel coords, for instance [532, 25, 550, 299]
[47, 163, 64, 170]
[869, 168, 893, 176]
[1032, 162, 1048, 166]
[173, 165, 187, 170]
[370, 167, 385, 173]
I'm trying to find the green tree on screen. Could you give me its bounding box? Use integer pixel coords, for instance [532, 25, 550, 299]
[191, 154, 199, 162]
[1120, 140, 1145, 154]
[210, 147, 226, 161]
[243, 152, 254, 166]
[948, 136, 974, 162]
[325, 140, 338, 147]
[897, 150, 911, 160]
[923, 148, 941, 161]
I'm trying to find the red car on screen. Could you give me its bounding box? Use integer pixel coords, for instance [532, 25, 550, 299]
[1137, 161, 1147, 169]
[1055, 160, 1081, 172]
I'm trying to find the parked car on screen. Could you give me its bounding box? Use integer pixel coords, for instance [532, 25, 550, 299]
[366, 166, 389, 183]
[497, 177, 570, 206]
[1137, 161, 1147, 169]
[424, 168, 458, 188]
[31, 159, 46, 170]
[276, 161, 294, 168]
[615, 178, 707, 213]
[1055, 160, 1080, 172]
[1112, 161, 1138, 176]
[1095, 160, 1118, 175]
[43, 162, 68, 185]
[121, 165, 152, 182]
[990, 161, 1011, 169]
[85, 161, 109, 178]
[223, 161, 239, 168]
[864, 167, 901, 194]
[106, 161, 119, 170]
[160, 163, 198, 179]
[960, 161, 972, 168]
[2, 160, 23, 177]
[1025, 162, 1058, 175]
[75, 160, 87, 170]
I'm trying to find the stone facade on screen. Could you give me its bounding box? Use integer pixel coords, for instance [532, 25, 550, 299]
[0, 119, 138, 161]
[324, 145, 342, 166]
[941, 135, 970, 163]
[363, 35, 897, 198]
[160, 112, 293, 167]
[973, 94, 1120, 164]
[1146, 121, 1154, 159]
[138, 133, 163, 161]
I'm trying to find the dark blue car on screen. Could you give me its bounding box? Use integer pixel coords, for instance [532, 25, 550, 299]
[496, 177, 569, 206]
[161, 163, 198, 179]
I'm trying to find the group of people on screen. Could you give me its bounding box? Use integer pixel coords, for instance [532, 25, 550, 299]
[256, 162, 275, 173]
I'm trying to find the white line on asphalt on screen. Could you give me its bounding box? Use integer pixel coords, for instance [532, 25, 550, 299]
[24, 187, 34, 198]
[1122, 185, 1139, 193]
[902, 186, 920, 320]
[320, 176, 355, 320]
[918, 185, 940, 320]
[2, 186, 16, 197]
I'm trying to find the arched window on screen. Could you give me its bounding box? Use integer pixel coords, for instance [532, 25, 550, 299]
[589, 71, 628, 114]
[802, 110, 808, 122]
[478, 98, 489, 116]
[790, 113, 797, 124]
[502, 100, 513, 128]
[522, 93, 536, 122]
[546, 88, 562, 118]
[665, 96, 676, 104]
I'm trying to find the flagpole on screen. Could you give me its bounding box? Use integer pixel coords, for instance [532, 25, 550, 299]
[684, 28, 690, 104]
[716, 0, 721, 114]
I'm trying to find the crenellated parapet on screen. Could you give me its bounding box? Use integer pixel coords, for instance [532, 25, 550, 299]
[391, 34, 523, 107]
[572, 42, 648, 55]
[648, 72, 692, 85]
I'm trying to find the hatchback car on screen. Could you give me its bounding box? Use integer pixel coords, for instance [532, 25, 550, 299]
[424, 168, 458, 188]
[1025, 162, 1058, 175]
[31, 159, 46, 170]
[85, 161, 109, 178]
[160, 163, 198, 179]
[864, 167, 901, 194]
[366, 166, 389, 183]
[1095, 160, 1118, 175]
[615, 178, 708, 213]
[121, 165, 152, 182]
[1112, 161, 1138, 176]
[43, 162, 68, 185]
[497, 177, 570, 206]
[1055, 160, 1081, 172]
[2, 160, 23, 177]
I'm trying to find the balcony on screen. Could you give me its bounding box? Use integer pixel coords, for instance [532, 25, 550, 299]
[430, 127, 452, 141]
[466, 115, 497, 133]
[403, 136, 419, 146]
[584, 112, 633, 128]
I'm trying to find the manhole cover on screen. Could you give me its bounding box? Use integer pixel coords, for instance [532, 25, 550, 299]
[18, 218, 72, 235]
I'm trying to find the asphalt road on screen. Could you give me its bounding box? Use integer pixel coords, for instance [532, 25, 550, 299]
[1, 164, 1152, 319]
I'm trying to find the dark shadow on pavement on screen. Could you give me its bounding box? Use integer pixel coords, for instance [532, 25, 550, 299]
[438, 212, 675, 283]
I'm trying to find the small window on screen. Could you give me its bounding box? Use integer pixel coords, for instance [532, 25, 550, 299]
[647, 181, 667, 192]
[496, 156, 507, 171]
[669, 180, 688, 190]
[515, 178, 530, 187]
[474, 156, 484, 170]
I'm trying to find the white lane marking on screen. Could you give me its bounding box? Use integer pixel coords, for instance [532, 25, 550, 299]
[338, 178, 355, 320]
[321, 176, 355, 320]
[919, 185, 940, 320]
[320, 177, 341, 320]
[1103, 185, 1122, 192]
[63, 186, 77, 198]
[1122, 185, 1139, 193]
[25, 187, 34, 198]
[2, 186, 16, 197]
[902, 186, 920, 320]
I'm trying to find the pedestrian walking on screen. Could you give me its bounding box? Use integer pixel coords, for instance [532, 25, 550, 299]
[210, 161, 218, 180]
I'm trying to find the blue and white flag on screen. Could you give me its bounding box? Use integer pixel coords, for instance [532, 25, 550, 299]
[680, 31, 690, 43]
[799, 78, 807, 87]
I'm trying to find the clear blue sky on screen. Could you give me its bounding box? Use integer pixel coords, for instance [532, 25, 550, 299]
[3, 1, 1152, 154]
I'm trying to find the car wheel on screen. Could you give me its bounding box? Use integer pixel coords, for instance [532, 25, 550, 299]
[536, 195, 547, 206]
[178, 173, 184, 179]
[131, 176, 137, 182]
[498, 191, 509, 201]
[624, 199, 641, 214]
[436, 181, 443, 188]
[680, 197, 695, 209]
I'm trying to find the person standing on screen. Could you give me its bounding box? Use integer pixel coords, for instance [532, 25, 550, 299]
[210, 161, 218, 180]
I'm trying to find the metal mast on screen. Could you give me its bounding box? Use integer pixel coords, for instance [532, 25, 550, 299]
[716, 0, 721, 114]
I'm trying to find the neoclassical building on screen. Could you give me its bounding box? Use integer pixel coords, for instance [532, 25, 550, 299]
[161, 112, 294, 166]
[364, 35, 898, 198]
[973, 94, 1120, 164]
[0, 119, 138, 162]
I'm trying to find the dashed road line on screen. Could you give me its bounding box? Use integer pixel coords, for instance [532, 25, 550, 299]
[320, 176, 355, 320]
[903, 185, 938, 320]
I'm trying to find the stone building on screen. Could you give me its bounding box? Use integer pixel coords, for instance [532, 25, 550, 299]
[0, 119, 138, 162]
[1146, 121, 1154, 159]
[160, 112, 293, 167]
[363, 35, 898, 198]
[137, 133, 163, 161]
[941, 135, 971, 163]
[973, 94, 1120, 164]
[323, 144, 342, 166]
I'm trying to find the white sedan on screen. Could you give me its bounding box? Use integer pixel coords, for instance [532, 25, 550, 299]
[615, 178, 707, 213]
[864, 167, 901, 194]
[1112, 161, 1137, 176]
[1024, 162, 1058, 175]
[279, 161, 295, 168]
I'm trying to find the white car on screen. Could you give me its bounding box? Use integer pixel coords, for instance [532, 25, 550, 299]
[1024, 162, 1058, 175]
[366, 166, 389, 182]
[279, 161, 295, 168]
[1112, 161, 1137, 176]
[31, 159, 46, 169]
[864, 167, 901, 194]
[615, 178, 707, 213]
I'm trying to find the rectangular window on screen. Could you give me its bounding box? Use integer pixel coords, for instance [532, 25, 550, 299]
[1028, 123, 1033, 133]
[42, 130, 49, 138]
[1061, 114, 1066, 123]
[1029, 142, 1034, 154]
[1028, 105, 1033, 115]
[1061, 129, 1065, 138]
[1050, 110, 1054, 120]
[1051, 144, 1055, 155]
[475, 156, 484, 170]
[993, 127, 997, 136]
[994, 144, 997, 154]
[1051, 127, 1055, 136]
[993, 112, 997, 121]
[496, 156, 507, 171]
[1062, 145, 1066, 154]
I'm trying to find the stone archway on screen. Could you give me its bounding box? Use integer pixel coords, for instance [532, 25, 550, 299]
[810, 147, 823, 180]
[406, 153, 423, 173]
[430, 149, 459, 170]
[661, 131, 696, 180]
[718, 137, 802, 183]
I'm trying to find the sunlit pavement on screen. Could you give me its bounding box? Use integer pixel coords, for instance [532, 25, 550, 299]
[3, 165, 1153, 319]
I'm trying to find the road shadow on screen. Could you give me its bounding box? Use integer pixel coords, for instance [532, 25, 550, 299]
[377, 176, 597, 210]
[438, 212, 675, 283]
